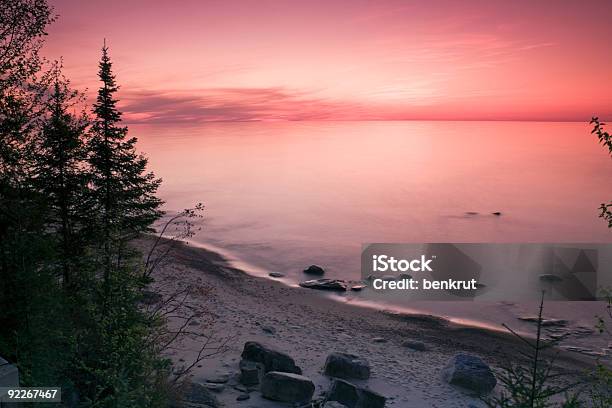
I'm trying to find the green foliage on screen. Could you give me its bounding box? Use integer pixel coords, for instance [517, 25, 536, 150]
[0, 0, 63, 387]
[585, 363, 612, 408]
[483, 294, 580, 408]
[33, 64, 90, 287]
[0, 0, 55, 180]
[72, 264, 171, 407]
[87, 44, 163, 245]
[86, 44, 163, 307]
[0, 1, 175, 406]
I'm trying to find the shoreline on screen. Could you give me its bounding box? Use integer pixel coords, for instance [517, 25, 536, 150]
[183, 237, 611, 343]
[183, 238, 511, 335]
[139, 236, 603, 407]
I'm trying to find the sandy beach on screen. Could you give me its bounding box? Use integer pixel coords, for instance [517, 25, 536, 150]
[136, 236, 605, 408]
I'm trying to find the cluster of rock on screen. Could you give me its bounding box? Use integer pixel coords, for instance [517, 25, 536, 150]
[177, 340, 499, 407]
[300, 278, 348, 292]
[298, 265, 369, 292]
[241, 342, 387, 407]
[322, 352, 386, 408]
[240, 341, 313, 404]
[178, 341, 390, 407]
[516, 316, 609, 357]
[298, 265, 436, 293]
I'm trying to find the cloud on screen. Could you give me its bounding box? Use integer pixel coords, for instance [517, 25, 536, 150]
[118, 87, 366, 123]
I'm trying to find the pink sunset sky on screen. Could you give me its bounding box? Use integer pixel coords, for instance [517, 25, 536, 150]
[45, 0, 612, 123]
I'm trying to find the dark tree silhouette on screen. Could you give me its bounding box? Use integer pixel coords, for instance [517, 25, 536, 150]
[87, 42, 163, 290]
[1, 2, 213, 405]
[0, 0, 55, 178]
[33, 65, 89, 288]
[590, 117, 612, 228]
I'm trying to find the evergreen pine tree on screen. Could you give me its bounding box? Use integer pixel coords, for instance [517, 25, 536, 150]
[33, 66, 89, 288]
[76, 42, 170, 406]
[0, 0, 75, 389]
[87, 42, 163, 287]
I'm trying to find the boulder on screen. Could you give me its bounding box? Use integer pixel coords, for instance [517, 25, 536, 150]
[299, 279, 347, 292]
[261, 371, 315, 404]
[442, 354, 496, 394]
[402, 340, 427, 351]
[0, 356, 19, 387]
[303, 265, 325, 275]
[350, 284, 366, 291]
[324, 352, 370, 380]
[241, 341, 302, 374]
[181, 381, 220, 407]
[236, 393, 250, 401]
[269, 272, 285, 278]
[327, 379, 386, 408]
[324, 402, 349, 408]
[239, 359, 261, 385]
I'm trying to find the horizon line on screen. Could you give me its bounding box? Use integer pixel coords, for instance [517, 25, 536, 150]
[124, 117, 609, 126]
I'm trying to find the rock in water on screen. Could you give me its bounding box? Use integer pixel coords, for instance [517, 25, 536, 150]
[269, 272, 285, 278]
[442, 354, 496, 394]
[324, 352, 370, 380]
[327, 379, 386, 408]
[303, 265, 325, 275]
[261, 371, 315, 404]
[241, 341, 302, 374]
[299, 279, 347, 292]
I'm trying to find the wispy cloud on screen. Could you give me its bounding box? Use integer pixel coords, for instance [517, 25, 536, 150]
[118, 87, 366, 123]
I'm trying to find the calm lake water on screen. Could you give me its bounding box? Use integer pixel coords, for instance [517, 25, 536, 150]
[136, 121, 612, 332]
